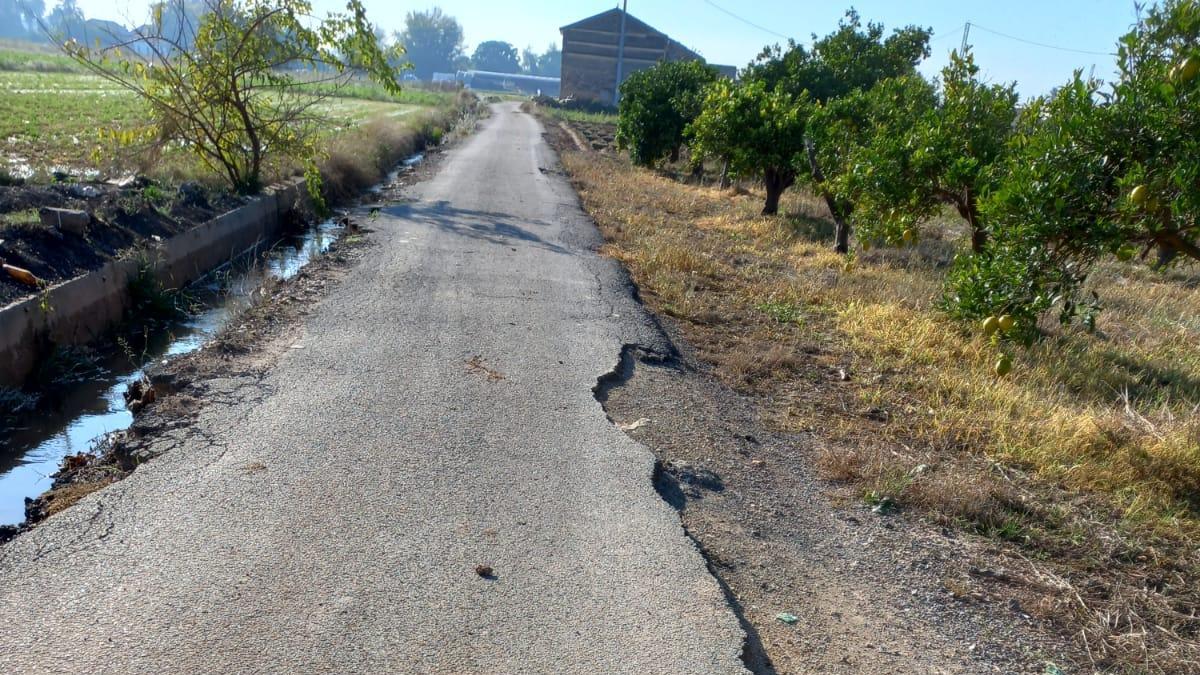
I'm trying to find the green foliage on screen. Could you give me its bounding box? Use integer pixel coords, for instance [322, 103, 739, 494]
[945, 0, 1200, 330]
[733, 10, 931, 234]
[947, 77, 1112, 329]
[471, 40, 520, 74]
[688, 78, 807, 214]
[616, 60, 718, 167]
[807, 75, 936, 246]
[756, 300, 805, 325]
[64, 0, 404, 195]
[832, 51, 1018, 251]
[0, 208, 41, 227]
[521, 43, 560, 77]
[394, 7, 465, 80]
[941, 242, 1080, 343]
[543, 107, 618, 125]
[744, 9, 931, 103]
[128, 262, 187, 320]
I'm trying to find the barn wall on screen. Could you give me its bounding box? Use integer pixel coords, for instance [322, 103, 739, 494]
[560, 11, 702, 106]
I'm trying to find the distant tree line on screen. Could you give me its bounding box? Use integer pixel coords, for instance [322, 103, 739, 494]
[394, 7, 560, 79]
[0, 0, 208, 50]
[4, 2, 562, 83]
[0, 0, 47, 41]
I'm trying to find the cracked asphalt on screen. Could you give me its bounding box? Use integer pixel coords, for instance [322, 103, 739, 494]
[0, 103, 746, 673]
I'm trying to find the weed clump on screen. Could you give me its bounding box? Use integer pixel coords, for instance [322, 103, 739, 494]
[127, 262, 188, 321]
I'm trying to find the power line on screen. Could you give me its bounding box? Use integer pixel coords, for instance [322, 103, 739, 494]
[693, 5, 1113, 59]
[930, 23, 966, 45]
[967, 22, 1117, 57]
[699, 0, 794, 42]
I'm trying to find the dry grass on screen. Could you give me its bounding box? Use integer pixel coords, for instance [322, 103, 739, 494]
[38, 480, 114, 518]
[560, 148, 1200, 673]
[317, 91, 479, 205]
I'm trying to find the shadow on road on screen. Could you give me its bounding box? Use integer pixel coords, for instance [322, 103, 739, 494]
[384, 201, 573, 256]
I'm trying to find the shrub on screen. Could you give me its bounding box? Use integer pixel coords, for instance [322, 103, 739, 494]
[64, 0, 404, 195]
[945, 0, 1200, 329]
[616, 60, 719, 167]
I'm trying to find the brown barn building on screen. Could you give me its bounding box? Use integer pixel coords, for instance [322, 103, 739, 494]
[560, 8, 723, 106]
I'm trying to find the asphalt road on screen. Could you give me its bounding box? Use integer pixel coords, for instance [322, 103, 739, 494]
[0, 103, 746, 673]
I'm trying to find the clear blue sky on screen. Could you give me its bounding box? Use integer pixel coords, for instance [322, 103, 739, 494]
[75, 0, 1143, 97]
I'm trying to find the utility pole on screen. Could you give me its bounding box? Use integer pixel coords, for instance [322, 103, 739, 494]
[960, 21, 971, 56]
[614, 0, 628, 106]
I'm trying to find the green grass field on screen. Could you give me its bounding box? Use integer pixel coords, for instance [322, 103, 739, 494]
[0, 40, 85, 73]
[0, 41, 456, 182]
[542, 106, 618, 125]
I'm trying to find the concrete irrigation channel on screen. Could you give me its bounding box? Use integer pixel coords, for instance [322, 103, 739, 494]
[0, 156, 425, 530]
[0, 179, 306, 387]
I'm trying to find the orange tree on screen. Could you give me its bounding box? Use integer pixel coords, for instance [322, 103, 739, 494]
[688, 78, 808, 215]
[827, 51, 1017, 253]
[709, 11, 931, 248]
[616, 60, 719, 167]
[804, 74, 936, 249]
[63, 0, 404, 196]
[944, 0, 1200, 335]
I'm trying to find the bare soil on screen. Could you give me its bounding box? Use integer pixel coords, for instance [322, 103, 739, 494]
[0, 179, 241, 306]
[572, 121, 617, 152]
[600, 313, 1080, 674]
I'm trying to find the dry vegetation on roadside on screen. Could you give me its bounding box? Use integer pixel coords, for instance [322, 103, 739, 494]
[556, 127, 1200, 671]
[315, 90, 479, 203]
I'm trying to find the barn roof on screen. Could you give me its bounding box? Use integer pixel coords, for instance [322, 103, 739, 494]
[560, 8, 702, 62]
[561, 8, 664, 36]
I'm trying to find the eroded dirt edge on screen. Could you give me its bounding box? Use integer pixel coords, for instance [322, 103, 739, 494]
[593, 317, 1080, 675]
[543, 104, 1086, 671]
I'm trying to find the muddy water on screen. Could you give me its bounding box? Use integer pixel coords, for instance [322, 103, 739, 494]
[0, 218, 344, 525]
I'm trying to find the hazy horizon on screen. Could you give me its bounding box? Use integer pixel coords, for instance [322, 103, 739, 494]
[63, 0, 1143, 97]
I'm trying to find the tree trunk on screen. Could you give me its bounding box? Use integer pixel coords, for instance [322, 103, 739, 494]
[231, 80, 262, 193]
[762, 167, 793, 216]
[1157, 241, 1179, 268]
[805, 139, 851, 254]
[719, 158, 731, 189]
[952, 192, 986, 253]
[970, 224, 987, 253]
[1155, 230, 1200, 265]
[823, 193, 852, 254]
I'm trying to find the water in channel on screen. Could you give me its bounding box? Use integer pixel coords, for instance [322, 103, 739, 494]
[0, 217, 345, 525]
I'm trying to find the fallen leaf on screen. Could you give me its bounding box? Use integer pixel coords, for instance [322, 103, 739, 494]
[466, 355, 505, 382]
[618, 417, 651, 431]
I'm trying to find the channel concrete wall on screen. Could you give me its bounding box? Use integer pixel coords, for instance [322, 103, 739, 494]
[0, 179, 306, 388]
